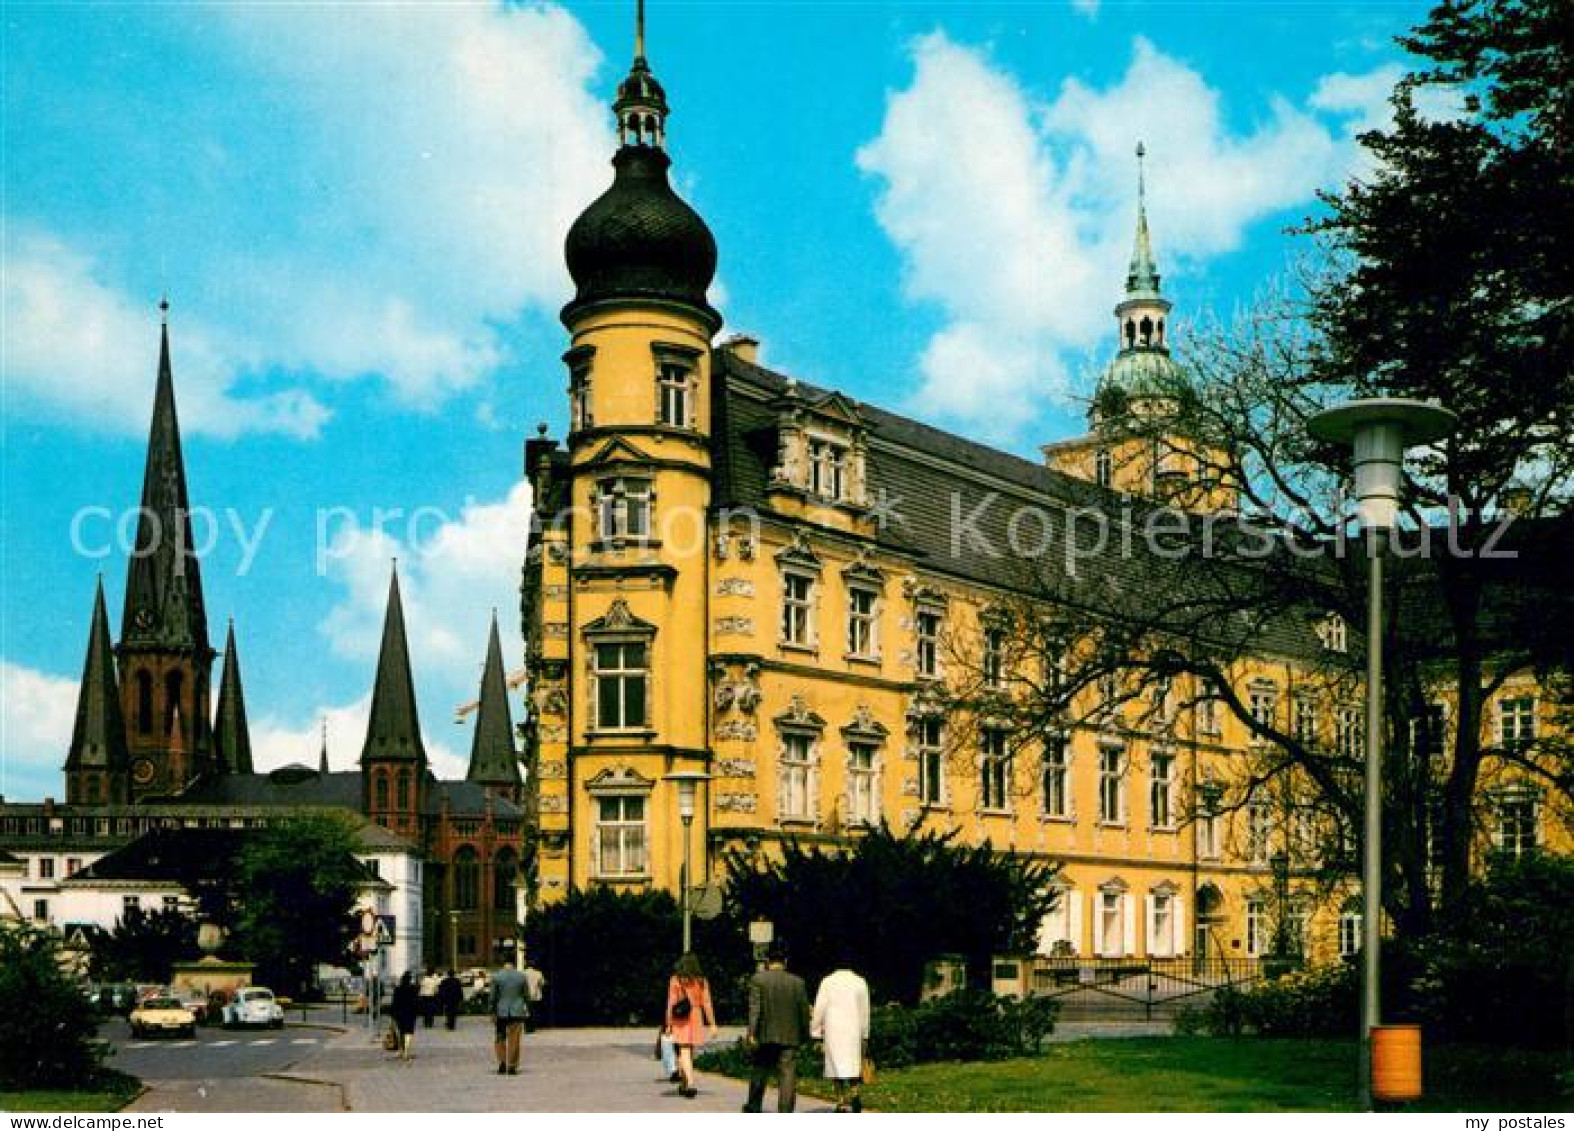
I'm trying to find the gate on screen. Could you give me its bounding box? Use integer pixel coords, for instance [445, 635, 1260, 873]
[1026, 956, 1262, 1022]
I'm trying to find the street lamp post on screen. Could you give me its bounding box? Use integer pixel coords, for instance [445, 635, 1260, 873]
[1309, 397, 1455, 1109]
[665, 770, 711, 954]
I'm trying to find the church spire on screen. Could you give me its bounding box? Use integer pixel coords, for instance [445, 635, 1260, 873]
[466, 612, 520, 789]
[360, 563, 427, 766]
[121, 302, 211, 655]
[212, 620, 254, 775]
[65, 578, 129, 792]
[319, 718, 330, 775]
[1125, 142, 1162, 300]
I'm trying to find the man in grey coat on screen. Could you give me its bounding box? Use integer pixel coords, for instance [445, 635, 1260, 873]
[743, 941, 812, 1113]
[490, 959, 530, 1075]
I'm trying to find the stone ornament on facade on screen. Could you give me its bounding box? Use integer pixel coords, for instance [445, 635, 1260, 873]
[715, 793, 758, 814]
[715, 757, 756, 778]
[714, 616, 754, 637]
[537, 760, 567, 780]
[715, 577, 754, 597]
[715, 720, 759, 742]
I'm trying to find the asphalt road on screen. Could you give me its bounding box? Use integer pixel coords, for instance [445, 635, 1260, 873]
[102, 1019, 344, 1081]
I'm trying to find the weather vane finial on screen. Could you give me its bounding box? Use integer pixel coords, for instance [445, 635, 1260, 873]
[635, 0, 646, 62]
[1136, 141, 1147, 209]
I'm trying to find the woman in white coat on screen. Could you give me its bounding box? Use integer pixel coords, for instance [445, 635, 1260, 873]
[811, 966, 871, 1112]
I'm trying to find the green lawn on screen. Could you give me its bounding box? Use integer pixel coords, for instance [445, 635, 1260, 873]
[708, 1038, 1569, 1113]
[1, 1074, 140, 1113]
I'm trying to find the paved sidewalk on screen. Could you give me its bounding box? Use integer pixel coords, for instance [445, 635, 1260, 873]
[286, 1021, 816, 1113]
[126, 1075, 344, 1113]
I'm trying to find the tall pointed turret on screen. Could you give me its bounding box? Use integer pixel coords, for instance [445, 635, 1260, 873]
[318, 719, 330, 775]
[116, 303, 216, 798]
[361, 565, 427, 766]
[65, 578, 130, 805]
[466, 613, 521, 796]
[212, 621, 254, 775]
[1092, 142, 1181, 426]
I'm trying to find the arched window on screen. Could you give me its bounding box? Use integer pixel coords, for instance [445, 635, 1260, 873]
[493, 848, 518, 912]
[1094, 448, 1113, 488]
[85, 777, 102, 804]
[375, 773, 390, 812]
[454, 847, 480, 911]
[1124, 320, 1137, 349]
[136, 671, 154, 734]
[396, 769, 411, 810]
[1157, 318, 1166, 345]
[1139, 316, 1154, 346]
[164, 671, 184, 734]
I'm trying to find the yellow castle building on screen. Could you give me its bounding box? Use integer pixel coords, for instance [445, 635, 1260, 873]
[518, 14, 1567, 967]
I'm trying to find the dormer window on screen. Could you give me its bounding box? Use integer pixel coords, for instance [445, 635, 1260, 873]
[1316, 613, 1348, 654]
[597, 477, 651, 541]
[809, 439, 848, 501]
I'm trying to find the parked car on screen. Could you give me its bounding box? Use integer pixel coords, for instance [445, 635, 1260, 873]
[89, 983, 139, 1016]
[222, 986, 284, 1029]
[129, 995, 197, 1039]
[173, 987, 209, 1024]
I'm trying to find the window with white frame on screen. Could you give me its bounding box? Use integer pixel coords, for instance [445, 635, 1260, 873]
[1041, 737, 1069, 819]
[1496, 789, 1538, 859]
[1316, 613, 1348, 653]
[1338, 902, 1363, 958]
[1245, 898, 1266, 957]
[1197, 805, 1221, 859]
[1096, 888, 1131, 957]
[1248, 685, 1277, 740]
[1337, 706, 1364, 759]
[847, 586, 879, 659]
[569, 359, 594, 432]
[781, 572, 815, 647]
[1293, 698, 1319, 744]
[780, 732, 815, 822]
[1037, 887, 1078, 956]
[596, 478, 651, 541]
[1247, 800, 1272, 864]
[1098, 747, 1125, 824]
[846, 742, 879, 826]
[594, 795, 647, 877]
[1196, 695, 1221, 736]
[657, 360, 693, 428]
[1498, 696, 1537, 748]
[808, 438, 848, 502]
[917, 717, 945, 806]
[1094, 448, 1112, 488]
[1148, 889, 1182, 957]
[1149, 753, 1174, 829]
[983, 626, 1006, 689]
[915, 609, 942, 679]
[980, 728, 1010, 811]
[593, 641, 649, 730]
[39, 857, 54, 880]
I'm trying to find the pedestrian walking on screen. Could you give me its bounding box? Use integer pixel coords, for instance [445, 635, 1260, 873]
[521, 952, 546, 1032]
[419, 969, 440, 1029]
[812, 964, 871, 1112]
[390, 971, 420, 1062]
[437, 969, 463, 1031]
[665, 952, 716, 1099]
[742, 941, 811, 1113]
[491, 958, 529, 1075]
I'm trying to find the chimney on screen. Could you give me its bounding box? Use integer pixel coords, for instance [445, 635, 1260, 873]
[721, 334, 760, 365]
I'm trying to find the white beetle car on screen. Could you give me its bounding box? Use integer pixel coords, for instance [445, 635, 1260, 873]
[222, 986, 285, 1029]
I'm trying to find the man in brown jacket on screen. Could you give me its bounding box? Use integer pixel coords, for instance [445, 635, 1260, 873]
[743, 941, 812, 1113]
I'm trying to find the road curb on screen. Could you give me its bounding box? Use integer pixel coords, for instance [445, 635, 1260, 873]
[261, 1073, 350, 1112]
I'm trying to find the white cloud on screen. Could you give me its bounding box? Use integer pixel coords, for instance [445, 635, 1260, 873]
[0, 660, 78, 801]
[251, 695, 469, 783]
[317, 481, 533, 744]
[857, 33, 1382, 439]
[204, 1, 612, 404]
[1071, 0, 1101, 16]
[1, 229, 329, 439]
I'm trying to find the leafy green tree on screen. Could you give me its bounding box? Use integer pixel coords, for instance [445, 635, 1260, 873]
[230, 815, 364, 997]
[724, 824, 1060, 1004]
[0, 923, 106, 1088]
[88, 905, 199, 984]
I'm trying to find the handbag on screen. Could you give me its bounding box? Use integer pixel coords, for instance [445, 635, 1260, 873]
[671, 995, 692, 1020]
[382, 1022, 400, 1052]
[861, 1055, 876, 1086]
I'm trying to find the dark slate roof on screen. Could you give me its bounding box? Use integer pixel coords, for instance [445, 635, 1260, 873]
[211, 622, 254, 775]
[179, 768, 365, 809]
[65, 579, 129, 773]
[69, 826, 384, 888]
[429, 779, 523, 819]
[120, 318, 212, 657]
[466, 615, 521, 786]
[710, 350, 1327, 661]
[360, 568, 428, 765]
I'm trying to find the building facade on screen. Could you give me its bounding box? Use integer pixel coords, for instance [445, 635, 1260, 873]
[520, 16, 1569, 965]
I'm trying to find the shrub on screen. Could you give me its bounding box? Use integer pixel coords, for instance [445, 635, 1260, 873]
[1175, 965, 1353, 1039]
[523, 886, 751, 1026]
[0, 924, 108, 1088]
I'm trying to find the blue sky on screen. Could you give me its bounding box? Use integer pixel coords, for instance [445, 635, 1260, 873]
[1, 0, 1427, 800]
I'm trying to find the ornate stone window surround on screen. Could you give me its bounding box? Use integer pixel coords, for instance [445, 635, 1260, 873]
[652, 341, 702, 432]
[564, 344, 595, 434]
[774, 696, 826, 827]
[776, 535, 822, 654]
[585, 767, 655, 882]
[583, 600, 657, 738]
[841, 706, 888, 827]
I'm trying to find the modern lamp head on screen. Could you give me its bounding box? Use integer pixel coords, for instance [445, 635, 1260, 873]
[664, 769, 710, 820]
[1308, 398, 1456, 530]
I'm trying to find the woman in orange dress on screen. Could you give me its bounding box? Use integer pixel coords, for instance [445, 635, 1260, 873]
[665, 952, 716, 1099]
